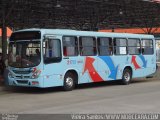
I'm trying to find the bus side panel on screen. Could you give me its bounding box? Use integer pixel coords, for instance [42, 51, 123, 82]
[60, 56, 104, 85]
[97, 55, 155, 80]
[43, 63, 64, 88]
[117, 55, 146, 79]
[141, 55, 156, 76]
[42, 56, 101, 88]
[97, 56, 118, 81]
[127, 55, 145, 78]
[43, 56, 91, 87]
[62, 56, 90, 84]
[124, 54, 156, 78]
[129, 54, 156, 78]
[97, 56, 132, 81]
[110, 56, 127, 80]
[79, 56, 100, 84]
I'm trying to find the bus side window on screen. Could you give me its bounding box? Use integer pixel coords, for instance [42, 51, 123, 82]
[63, 36, 78, 56]
[114, 38, 127, 55]
[97, 37, 113, 56]
[79, 37, 96, 56]
[128, 38, 141, 55]
[142, 39, 154, 55]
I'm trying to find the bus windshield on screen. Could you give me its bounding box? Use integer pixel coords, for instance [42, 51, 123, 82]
[8, 41, 41, 68]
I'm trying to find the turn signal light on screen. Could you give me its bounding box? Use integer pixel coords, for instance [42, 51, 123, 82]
[32, 81, 39, 85]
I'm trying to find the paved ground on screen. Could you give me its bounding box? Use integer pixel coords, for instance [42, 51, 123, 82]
[0, 76, 160, 114]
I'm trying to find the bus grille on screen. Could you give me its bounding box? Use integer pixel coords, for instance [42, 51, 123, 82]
[13, 70, 31, 74]
[16, 80, 28, 84]
[16, 76, 30, 79]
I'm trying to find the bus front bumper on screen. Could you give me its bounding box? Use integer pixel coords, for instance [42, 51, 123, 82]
[8, 77, 44, 88]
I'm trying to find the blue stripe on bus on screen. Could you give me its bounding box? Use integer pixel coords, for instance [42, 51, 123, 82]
[138, 55, 147, 68]
[99, 56, 118, 80]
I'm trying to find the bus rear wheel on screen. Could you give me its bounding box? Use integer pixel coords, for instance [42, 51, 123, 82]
[63, 72, 75, 91]
[121, 69, 132, 85]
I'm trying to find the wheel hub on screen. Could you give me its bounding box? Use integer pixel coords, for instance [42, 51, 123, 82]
[66, 77, 73, 87]
[124, 72, 130, 82]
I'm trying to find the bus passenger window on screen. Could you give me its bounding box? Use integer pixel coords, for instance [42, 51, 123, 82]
[114, 38, 127, 55]
[141, 39, 154, 55]
[63, 36, 78, 56]
[97, 37, 113, 56]
[79, 37, 96, 56]
[128, 38, 141, 55]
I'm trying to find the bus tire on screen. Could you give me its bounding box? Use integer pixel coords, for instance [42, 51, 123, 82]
[63, 72, 75, 91]
[121, 69, 132, 85]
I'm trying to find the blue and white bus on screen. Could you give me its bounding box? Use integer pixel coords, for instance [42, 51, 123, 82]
[7, 29, 156, 90]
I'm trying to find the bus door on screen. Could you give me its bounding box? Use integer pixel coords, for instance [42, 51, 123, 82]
[43, 35, 63, 87]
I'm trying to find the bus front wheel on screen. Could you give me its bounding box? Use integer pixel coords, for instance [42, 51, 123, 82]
[121, 69, 132, 85]
[63, 72, 75, 91]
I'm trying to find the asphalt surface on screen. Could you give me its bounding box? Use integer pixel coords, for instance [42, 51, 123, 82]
[0, 76, 160, 114]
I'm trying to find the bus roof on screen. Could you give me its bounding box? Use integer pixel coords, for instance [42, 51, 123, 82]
[14, 28, 154, 39]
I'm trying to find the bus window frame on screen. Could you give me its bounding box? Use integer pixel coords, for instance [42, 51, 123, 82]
[127, 38, 141, 55]
[62, 36, 79, 57]
[43, 38, 62, 64]
[79, 36, 97, 56]
[141, 38, 154, 55]
[113, 37, 128, 55]
[97, 37, 113, 56]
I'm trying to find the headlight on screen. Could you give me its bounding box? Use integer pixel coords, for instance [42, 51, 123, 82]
[31, 69, 41, 79]
[8, 72, 14, 78]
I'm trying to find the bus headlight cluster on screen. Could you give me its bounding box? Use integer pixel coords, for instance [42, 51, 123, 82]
[8, 72, 14, 78]
[31, 69, 41, 79]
